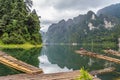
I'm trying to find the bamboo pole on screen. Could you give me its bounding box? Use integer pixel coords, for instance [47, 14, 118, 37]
[90, 67, 115, 75]
[104, 49, 120, 57]
[75, 50, 120, 64]
[0, 51, 43, 74]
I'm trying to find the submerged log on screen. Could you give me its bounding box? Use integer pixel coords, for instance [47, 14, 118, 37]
[90, 67, 115, 75]
[76, 50, 120, 64]
[104, 49, 120, 57]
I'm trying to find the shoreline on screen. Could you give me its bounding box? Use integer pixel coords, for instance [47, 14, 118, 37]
[0, 43, 42, 49]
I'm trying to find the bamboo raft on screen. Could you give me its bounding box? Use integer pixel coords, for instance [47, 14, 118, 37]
[76, 49, 120, 64]
[0, 51, 42, 74]
[104, 49, 120, 57]
[0, 67, 115, 80]
[0, 71, 99, 80]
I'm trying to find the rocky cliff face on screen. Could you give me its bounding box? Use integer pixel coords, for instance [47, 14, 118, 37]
[45, 3, 120, 49]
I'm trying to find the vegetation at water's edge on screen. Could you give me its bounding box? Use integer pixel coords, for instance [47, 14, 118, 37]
[0, 0, 42, 45]
[0, 42, 42, 49]
[0, 40, 42, 49]
[75, 68, 93, 80]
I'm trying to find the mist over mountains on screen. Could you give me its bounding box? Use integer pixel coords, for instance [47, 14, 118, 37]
[45, 3, 120, 49]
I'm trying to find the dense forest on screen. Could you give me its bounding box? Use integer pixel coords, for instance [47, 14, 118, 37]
[0, 0, 42, 44]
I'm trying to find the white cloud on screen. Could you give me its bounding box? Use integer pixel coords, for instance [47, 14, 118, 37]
[32, 0, 120, 31]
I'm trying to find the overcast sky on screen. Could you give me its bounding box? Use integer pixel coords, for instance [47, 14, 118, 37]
[32, 0, 120, 31]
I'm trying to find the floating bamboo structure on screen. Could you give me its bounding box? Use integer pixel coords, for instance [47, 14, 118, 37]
[76, 49, 120, 64]
[0, 51, 42, 74]
[104, 49, 120, 57]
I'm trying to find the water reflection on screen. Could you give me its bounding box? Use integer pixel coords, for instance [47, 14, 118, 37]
[39, 55, 72, 73]
[0, 45, 120, 79]
[39, 45, 112, 72]
[39, 45, 120, 80]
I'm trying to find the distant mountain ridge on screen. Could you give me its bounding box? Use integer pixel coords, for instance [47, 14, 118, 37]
[97, 3, 120, 18]
[45, 3, 120, 49]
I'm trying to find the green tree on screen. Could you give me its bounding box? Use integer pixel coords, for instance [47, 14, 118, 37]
[0, 0, 42, 44]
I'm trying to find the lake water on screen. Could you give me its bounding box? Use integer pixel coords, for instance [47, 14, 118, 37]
[0, 45, 120, 80]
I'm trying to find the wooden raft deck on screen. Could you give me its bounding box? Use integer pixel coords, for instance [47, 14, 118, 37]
[76, 50, 120, 64]
[0, 70, 101, 80]
[0, 51, 42, 74]
[0, 67, 115, 80]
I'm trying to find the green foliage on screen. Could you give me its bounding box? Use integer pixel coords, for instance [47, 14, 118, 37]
[75, 68, 93, 80]
[0, 0, 42, 44]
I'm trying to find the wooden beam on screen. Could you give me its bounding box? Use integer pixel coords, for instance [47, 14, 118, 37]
[75, 50, 120, 64]
[104, 49, 120, 57]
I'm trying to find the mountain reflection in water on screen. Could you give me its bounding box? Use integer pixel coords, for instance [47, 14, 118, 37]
[39, 45, 120, 80]
[39, 55, 72, 73]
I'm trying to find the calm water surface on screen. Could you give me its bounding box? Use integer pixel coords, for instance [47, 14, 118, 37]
[0, 45, 120, 80]
[39, 45, 120, 80]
